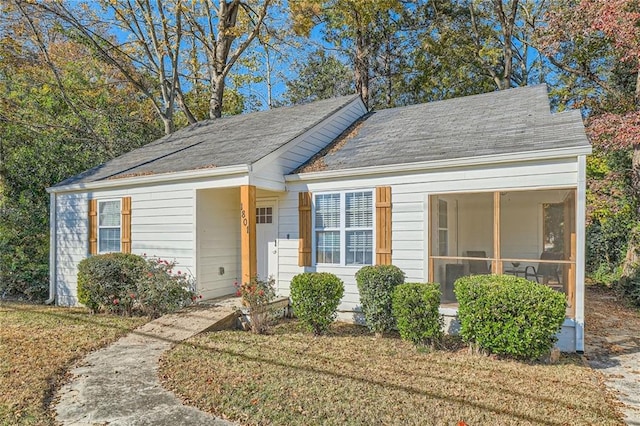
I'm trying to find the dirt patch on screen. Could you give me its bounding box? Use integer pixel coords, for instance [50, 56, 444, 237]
[584, 284, 640, 424]
[585, 284, 640, 358]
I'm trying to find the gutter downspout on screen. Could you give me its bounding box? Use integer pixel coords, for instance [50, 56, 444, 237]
[45, 191, 56, 304]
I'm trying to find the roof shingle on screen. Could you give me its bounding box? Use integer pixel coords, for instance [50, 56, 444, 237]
[54, 95, 359, 186]
[295, 85, 590, 173]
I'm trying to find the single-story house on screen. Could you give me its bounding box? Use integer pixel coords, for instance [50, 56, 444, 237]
[47, 84, 591, 352]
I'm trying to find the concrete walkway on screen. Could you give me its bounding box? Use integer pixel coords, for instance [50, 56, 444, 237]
[55, 298, 242, 426]
[584, 286, 640, 425]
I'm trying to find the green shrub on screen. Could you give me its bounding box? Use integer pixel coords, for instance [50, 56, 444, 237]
[617, 274, 640, 306]
[77, 253, 147, 314]
[355, 264, 405, 335]
[136, 257, 197, 318]
[290, 272, 344, 335]
[392, 283, 443, 346]
[77, 254, 196, 317]
[591, 263, 622, 286]
[454, 274, 566, 360]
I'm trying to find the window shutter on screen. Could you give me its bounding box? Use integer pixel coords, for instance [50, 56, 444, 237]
[298, 192, 312, 266]
[376, 186, 392, 265]
[88, 199, 98, 255]
[121, 196, 132, 253]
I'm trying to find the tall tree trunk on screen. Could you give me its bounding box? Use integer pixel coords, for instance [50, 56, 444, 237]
[161, 116, 174, 135]
[210, 75, 226, 119]
[354, 25, 370, 108]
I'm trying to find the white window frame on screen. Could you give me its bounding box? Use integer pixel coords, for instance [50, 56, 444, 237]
[312, 189, 375, 267]
[438, 199, 449, 256]
[97, 199, 121, 254]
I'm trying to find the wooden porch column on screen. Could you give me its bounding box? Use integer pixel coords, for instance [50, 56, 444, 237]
[240, 185, 257, 284]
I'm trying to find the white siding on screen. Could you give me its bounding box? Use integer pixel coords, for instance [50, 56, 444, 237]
[278, 157, 582, 350]
[55, 184, 196, 306]
[252, 98, 368, 187]
[196, 188, 240, 299]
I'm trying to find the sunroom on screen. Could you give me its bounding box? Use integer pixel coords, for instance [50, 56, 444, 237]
[429, 188, 577, 318]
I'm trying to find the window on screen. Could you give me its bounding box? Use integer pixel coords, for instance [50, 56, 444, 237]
[438, 199, 448, 256]
[314, 191, 373, 265]
[543, 202, 565, 253]
[256, 207, 273, 224]
[98, 200, 121, 253]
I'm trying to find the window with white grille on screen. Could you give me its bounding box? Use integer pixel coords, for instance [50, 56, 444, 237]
[314, 191, 373, 265]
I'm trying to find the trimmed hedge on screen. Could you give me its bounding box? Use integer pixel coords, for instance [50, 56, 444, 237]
[392, 282, 443, 346]
[290, 272, 344, 335]
[355, 265, 405, 335]
[77, 253, 146, 314]
[454, 274, 567, 360]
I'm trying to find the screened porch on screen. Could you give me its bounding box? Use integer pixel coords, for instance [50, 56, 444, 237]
[429, 189, 577, 318]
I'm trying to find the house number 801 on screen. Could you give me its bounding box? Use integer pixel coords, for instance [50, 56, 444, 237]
[240, 204, 249, 234]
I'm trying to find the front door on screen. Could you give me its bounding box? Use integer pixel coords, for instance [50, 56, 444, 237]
[256, 200, 278, 281]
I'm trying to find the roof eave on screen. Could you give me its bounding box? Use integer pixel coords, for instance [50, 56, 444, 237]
[47, 164, 251, 193]
[285, 145, 592, 182]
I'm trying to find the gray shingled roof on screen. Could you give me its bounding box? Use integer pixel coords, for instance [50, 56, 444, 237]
[295, 85, 590, 173]
[53, 95, 359, 187]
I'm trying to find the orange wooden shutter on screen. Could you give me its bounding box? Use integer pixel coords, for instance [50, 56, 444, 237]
[88, 199, 98, 255]
[376, 186, 392, 265]
[121, 196, 132, 253]
[298, 192, 312, 266]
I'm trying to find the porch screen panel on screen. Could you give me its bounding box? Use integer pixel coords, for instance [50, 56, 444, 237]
[500, 189, 576, 313]
[429, 193, 494, 303]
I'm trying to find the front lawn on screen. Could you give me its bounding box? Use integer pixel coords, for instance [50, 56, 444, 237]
[160, 321, 622, 426]
[0, 302, 147, 425]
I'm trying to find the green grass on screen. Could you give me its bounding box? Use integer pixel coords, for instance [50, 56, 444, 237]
[0, 302, 147, 425]
[160, 320, 622, 426]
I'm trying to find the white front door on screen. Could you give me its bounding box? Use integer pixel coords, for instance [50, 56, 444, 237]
[256, 200, 278, 282]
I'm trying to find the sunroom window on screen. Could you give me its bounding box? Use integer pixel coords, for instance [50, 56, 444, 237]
[98, 200, 121, 253]
[315, 191, 373, 266]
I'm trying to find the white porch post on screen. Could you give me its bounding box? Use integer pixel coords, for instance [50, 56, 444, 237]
[575, 155, 587, 353]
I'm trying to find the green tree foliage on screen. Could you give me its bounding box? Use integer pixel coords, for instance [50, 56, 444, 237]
[282, 48, 354, 105]
[0, 10, 160, 300]
[414, 0, 548, 96]
[539, 0, 640, 288]
[290, 0, 409, 108]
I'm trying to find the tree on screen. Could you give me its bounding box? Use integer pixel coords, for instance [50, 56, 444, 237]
[282, 48, 354, 105]
[539, 0, 640, 278]
[0, 8, 160, 299]
[32, 0, 274, 133]
[290, 0, 406, 107]
[422, 0, 548, 92]
[182, 0, 273, 118]
[408, 0, 496, 102]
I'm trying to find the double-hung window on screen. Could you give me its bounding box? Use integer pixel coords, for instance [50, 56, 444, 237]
[98, 200, 121, 253]
[314, 191, 373, 266]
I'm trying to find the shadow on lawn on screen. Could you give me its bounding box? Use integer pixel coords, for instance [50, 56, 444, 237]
[169, 326, 617, 426]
